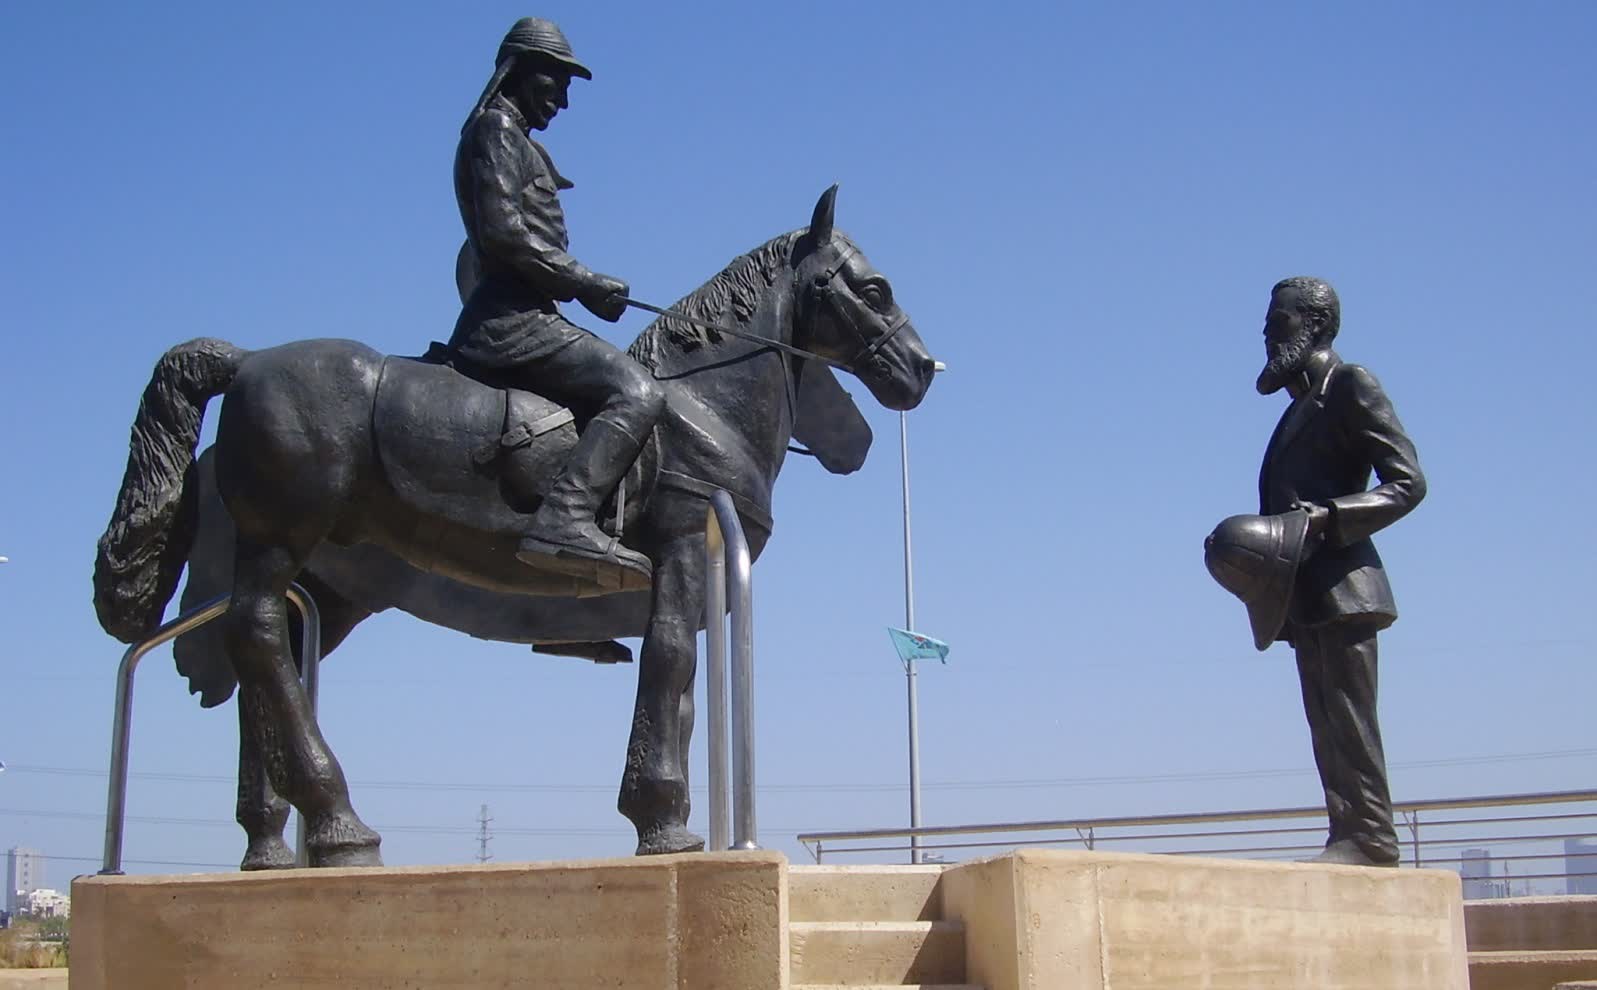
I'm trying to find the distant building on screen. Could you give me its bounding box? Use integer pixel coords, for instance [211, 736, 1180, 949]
[5, 847, 44, 915]
[1567, 838, 1597, 895]
[19, 888, 68, 920]
[1460, 847, 1509, 899]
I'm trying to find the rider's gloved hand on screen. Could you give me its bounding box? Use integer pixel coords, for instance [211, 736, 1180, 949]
[579, 273, 630, 323]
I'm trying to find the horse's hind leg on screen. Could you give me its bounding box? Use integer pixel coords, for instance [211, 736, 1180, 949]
[237, 579, 373, 870]
[226, 539, 381, 867]
[237, 697, 293, 869]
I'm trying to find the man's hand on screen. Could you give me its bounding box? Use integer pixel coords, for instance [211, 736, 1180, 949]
[1292, 500, 1332, 546]
[579, 273, 629, 323]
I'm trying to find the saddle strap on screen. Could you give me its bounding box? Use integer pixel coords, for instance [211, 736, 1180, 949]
[473, 408, 576, 465]
[655, 469, 774, 537]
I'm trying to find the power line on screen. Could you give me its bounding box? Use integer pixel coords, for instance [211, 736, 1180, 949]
[5, 747, 1593, 794]
[32, 853, 234, 870]
[0, 808, 626, 837]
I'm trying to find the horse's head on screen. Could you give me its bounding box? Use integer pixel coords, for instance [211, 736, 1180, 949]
[792, 186, 938, 412]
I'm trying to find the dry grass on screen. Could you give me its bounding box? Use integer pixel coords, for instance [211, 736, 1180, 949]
[0, 926, 68, 968]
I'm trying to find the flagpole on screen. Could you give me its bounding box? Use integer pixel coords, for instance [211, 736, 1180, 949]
[901, 410, 922, 865]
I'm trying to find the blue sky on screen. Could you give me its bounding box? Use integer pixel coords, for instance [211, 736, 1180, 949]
[2, 3, 1593, 880]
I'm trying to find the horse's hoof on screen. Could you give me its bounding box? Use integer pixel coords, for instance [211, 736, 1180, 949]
[310, 843, 385, 868]
[240, 837, 296, 871]
[635, 825, 706, 856]
[305, 813, 384, 868]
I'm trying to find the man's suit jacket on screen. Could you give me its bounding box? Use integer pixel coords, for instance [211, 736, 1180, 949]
[1259, 349, 1426, 636]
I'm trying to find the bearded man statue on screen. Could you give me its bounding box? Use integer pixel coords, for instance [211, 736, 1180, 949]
[1208, 276, 1427, 867]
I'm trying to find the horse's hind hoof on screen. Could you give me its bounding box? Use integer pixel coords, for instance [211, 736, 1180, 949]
[240, 837, 296, 871]
[635, 825, 706, 856]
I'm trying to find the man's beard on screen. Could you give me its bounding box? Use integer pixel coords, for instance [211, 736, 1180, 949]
[1256, 327, 1317, 395]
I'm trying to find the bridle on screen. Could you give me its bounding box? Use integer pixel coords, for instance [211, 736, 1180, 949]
[799, 240, 912, 386]
[619, 237, 909, 385]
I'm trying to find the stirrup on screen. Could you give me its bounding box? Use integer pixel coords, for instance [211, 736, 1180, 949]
[516, 534, 652, 594]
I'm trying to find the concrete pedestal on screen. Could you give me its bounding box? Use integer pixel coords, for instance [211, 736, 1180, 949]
[71, 851, 788, 990]
[940, 849, 1469, 990]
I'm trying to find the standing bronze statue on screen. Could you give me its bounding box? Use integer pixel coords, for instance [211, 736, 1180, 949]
[1206, 277, 1426, 867]
[450, 18, 660, 592]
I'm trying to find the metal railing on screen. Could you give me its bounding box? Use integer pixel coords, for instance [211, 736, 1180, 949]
[101, 583, 321, 874]
[704, 490, 757, 850]
[798, 788, 1597, 891]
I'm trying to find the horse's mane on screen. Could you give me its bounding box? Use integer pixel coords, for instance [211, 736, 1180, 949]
[627, 230, 803, 371]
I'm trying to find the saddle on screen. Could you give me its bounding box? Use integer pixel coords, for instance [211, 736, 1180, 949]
[373, 344, 655, 538]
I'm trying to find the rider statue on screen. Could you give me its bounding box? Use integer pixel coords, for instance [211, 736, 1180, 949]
[450, 17, 661, 591]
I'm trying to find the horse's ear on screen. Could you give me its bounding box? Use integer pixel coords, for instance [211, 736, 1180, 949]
[807, 183, 839, 248]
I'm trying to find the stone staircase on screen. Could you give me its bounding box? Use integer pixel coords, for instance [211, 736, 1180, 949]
[788, 864, 978, 990]
[1465, 896, 1597, 990]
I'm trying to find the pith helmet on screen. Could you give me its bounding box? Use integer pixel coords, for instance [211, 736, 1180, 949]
[465, 18, 592, 132]
[1204, 510, 1311, 651]
[497, 17, 592, 79]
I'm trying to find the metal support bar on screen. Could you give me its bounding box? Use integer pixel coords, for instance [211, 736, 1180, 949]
[1403, 809, 1422, 868]
[900, 411, 922, 865]
[101, 583, 321, 875]
[705, 490, 757, 850]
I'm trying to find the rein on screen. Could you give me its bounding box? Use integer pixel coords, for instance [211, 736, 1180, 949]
[619, 238, 910, 381]
[620, 295, 851, 372]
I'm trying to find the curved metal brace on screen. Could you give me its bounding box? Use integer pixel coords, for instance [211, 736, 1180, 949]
[101, 583, 321, 875]
[705, 490, 757, 851]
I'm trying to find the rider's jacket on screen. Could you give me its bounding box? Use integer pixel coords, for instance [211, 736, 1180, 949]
[449, 94, 593, 367]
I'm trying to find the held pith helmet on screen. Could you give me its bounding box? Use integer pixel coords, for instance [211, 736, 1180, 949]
[1204, 510, 1311, 651]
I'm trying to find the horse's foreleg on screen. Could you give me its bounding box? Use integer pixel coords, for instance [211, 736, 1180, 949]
[620, 535, 707, 855]
[236, 580, 372, 870]
[225, 539, 382, 868]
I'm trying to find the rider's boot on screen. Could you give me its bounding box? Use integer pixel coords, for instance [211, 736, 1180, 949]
[517, 417, 653, 592]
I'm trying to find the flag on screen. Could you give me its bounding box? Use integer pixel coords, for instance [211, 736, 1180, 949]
[887, 627, 950, 665]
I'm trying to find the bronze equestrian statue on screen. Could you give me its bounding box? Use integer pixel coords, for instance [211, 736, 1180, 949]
[1206, 277, 1426, 868]
[93, 180, 937, 866]
[93, 15, 938, 868]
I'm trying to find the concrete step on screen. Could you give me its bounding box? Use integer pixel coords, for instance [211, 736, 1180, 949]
[1466, 896, 1597, 951]
[1467, 950, 1597, 990]
[789, 864, 946, 922]
[0, 971, 68, 990]
[789, 920, 966, 986]
[792, 986, 981, 990]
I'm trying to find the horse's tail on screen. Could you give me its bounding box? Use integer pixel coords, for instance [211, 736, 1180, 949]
[94, 338, 249, 643]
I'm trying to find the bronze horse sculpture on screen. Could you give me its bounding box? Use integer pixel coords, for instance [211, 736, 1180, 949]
[93, 187, 937, 867]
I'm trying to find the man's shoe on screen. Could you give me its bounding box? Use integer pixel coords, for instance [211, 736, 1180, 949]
[517, 520, 652, 594]
[1301, 838, 1398, 868]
